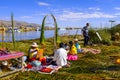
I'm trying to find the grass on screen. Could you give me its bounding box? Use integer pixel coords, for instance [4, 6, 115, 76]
[0, 35, 120, 80]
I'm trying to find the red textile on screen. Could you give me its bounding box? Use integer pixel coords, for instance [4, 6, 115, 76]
[40, 68, 53, 73]
[40, 58, 46, 65]
[25, 64, 33, 68]
[28, 58, 36, 62]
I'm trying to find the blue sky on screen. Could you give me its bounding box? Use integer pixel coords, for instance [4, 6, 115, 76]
[0, 0, 120, 28]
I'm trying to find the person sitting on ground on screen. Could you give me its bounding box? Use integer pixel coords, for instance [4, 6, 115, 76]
[36, 45, 46, 65]
[28, 42, 39, 61]
[67, 41, 78, 60]
[48, 42, 70, 67]
[27, 42, 46, 66]
[64, 42, 70, 52]
[74, 38, 82, 53]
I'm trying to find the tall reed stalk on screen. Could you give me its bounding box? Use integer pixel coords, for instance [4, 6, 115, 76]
[40, 15, 46, 45]
[1, 24, 5, 48]
[51, 14, 60, 46]
[11, 13, 16, 49]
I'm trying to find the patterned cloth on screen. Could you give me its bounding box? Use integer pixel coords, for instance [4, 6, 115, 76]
[0, 52, 24, 61]
[82, 48, 101, 54]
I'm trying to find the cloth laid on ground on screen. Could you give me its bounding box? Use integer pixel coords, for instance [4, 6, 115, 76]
[82, 48, 101, 54]
[25, 64, 60, 74]
[38, 65, 61, 74]
[25, 56, 62, 74]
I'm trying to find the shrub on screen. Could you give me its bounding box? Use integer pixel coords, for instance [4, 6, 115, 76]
[89, 28, 111, 45]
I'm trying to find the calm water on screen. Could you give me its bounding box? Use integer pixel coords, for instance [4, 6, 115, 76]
[0, 29, 82, 42]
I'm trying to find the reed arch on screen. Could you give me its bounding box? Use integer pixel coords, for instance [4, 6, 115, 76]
[40, 14, 60, 49]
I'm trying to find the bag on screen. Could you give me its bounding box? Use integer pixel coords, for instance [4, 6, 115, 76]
[31, 60, 41, 67]
[36, 49, 44, 60]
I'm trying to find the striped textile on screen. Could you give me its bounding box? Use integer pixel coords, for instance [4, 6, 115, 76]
[0, 52, 24, 61]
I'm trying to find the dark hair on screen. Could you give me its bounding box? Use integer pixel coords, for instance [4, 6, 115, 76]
[59, 42, 65, 48]
[69, 41, 73, 46]
[64, 43, 67, 46]
[86, 23, 89, 26]
[69, 41, 73, 50]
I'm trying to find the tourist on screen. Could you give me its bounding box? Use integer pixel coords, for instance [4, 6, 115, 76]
[82, 23, 90, 47]
[48, 42, 70, 67]
[64, 42, 69, 52]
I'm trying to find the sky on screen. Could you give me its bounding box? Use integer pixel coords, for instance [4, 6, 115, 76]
[0, 0, 120, 28]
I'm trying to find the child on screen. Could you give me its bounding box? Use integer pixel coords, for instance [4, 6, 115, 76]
[74, 38, 82, 53]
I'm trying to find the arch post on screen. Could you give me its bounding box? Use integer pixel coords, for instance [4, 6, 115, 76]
[40, 14, 60, 49]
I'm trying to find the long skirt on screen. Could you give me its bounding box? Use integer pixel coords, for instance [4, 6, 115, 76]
[67, 54, 78, 60]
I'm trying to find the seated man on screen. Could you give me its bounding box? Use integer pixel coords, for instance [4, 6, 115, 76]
[48, 42, 70, 67]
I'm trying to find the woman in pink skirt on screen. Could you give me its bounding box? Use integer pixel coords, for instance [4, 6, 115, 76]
[67, 41, 78, 60]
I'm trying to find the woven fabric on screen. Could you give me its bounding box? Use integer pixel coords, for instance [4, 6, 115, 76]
[0, 52, 24, 61]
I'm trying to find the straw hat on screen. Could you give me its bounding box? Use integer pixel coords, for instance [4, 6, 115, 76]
[74, 38, 78, 41]
[31, 42, 38, 47]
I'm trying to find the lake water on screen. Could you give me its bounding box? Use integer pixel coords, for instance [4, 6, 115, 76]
[0, 29, 82, 42]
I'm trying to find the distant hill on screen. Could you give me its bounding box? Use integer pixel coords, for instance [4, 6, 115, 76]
[0, 20, 41, 28]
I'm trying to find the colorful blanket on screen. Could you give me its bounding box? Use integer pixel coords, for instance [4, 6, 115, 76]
[0, 52, 24, 61]
[82, 48, 101, 54]
[25, 65, 61, 74]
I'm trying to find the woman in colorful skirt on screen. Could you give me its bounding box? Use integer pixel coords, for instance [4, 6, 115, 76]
[67, 41, 78, 60]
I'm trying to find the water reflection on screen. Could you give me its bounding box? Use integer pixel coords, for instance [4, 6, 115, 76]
[0, 30, 81, 42]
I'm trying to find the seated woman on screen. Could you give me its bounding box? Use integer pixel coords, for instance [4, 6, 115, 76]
[28, 42, 46, 65]
[28, 42, 39, 60]
[67, 41, 78, 60]
[74, 38, 82, 53]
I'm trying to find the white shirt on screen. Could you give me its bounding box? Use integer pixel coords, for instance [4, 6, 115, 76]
[53, 48, 67, 66]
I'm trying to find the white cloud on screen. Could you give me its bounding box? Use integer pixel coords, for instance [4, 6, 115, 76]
[20, 16, 33, 19]
[57, 11, 116, 21]
[114, 7, 120, 10]
[38, 2, 50, 6]
[88, 7, 100, 10]
[114, 13, 120, 16]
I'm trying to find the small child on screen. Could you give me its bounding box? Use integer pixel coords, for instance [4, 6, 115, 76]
[74, 38, 82, 53]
